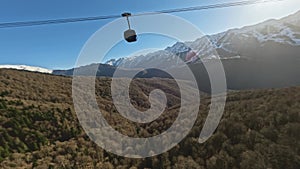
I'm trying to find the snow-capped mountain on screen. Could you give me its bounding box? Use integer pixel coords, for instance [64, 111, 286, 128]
[54, 10, 300, 92]
[165, 42, 191, 54]
[0, 65, 52, 74]
[196, 10, 300, 58]
[104, 58, 125, 67]
[106, 10, 300, 69]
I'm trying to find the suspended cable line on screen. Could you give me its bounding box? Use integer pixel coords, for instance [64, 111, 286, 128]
[0, 0, 284, 29]
[134, 0, 284, 16]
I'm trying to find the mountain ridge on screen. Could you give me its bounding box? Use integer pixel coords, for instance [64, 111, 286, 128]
[0, 65, 52, 74]
[103, 9, 300, 68]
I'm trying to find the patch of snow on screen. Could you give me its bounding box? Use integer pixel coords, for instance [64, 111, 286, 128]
[222, 55, 241, 60]
[104, 58, 125, 67]
[0, 65, 52, 74]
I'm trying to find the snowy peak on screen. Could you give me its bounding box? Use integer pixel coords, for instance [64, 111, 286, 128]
[104, 58, 125, 67]
[238, 22, 300, 45]
[221, 11, 300, 46]
[165, 42, 191, 54]
[100, 10, 300, 69]
[0, 65, 52, 74]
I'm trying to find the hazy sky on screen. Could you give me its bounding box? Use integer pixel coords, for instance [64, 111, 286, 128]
[0, 0, 299, 69]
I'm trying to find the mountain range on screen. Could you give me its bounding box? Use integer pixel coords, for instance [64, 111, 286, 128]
[52, 10, 300, 92]
[1, 10, 300, 92]
[104, 10, 300, 68]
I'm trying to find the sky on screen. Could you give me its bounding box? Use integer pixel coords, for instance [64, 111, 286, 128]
[0, 0, 299, 70]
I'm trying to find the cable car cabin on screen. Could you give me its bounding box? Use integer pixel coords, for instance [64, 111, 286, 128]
[124, 29, 137, 42]
[122, 12, 137, 43]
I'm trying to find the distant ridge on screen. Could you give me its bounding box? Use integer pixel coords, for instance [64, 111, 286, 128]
[0, 65, 52, 74]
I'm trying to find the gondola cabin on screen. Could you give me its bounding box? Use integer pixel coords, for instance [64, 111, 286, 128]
[124, 29, 137, 42]
[122, 12, 137, 43]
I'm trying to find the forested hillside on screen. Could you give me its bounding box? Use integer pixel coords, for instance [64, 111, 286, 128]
[0, 69, 299, 169]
